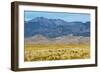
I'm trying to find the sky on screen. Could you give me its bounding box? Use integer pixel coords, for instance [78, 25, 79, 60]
[24, 11, 90, 22]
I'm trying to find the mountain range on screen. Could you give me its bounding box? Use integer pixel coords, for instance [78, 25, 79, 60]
[24, 17, 90, 38]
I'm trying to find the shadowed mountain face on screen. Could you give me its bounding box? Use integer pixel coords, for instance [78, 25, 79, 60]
[24, 17, 90, 38]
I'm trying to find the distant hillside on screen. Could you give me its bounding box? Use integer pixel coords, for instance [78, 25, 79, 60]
[24, 17, 90, 38]
[25, 34, 90, 45]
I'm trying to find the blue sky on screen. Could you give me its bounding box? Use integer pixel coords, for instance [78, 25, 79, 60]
[24, 11, 90, 22]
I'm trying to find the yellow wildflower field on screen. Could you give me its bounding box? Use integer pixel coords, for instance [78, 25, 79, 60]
[24, 43, 90, 61]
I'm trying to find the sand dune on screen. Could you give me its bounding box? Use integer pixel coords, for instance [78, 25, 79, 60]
[25, 34, 90, 44]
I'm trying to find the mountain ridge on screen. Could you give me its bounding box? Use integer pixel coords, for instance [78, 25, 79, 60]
[24, 17, 90, 38]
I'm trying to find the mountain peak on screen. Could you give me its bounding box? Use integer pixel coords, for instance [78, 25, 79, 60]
[29, 17, 49, 22]
[24, 17, 90, 38]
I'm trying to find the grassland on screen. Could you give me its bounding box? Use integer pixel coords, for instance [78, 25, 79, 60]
[24, 43, 90, 61]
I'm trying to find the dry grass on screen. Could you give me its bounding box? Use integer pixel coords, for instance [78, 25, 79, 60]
[24, 43, 90, 61]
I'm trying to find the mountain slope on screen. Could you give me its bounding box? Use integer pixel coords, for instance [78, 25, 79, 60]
[24, 17, 90, 38]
